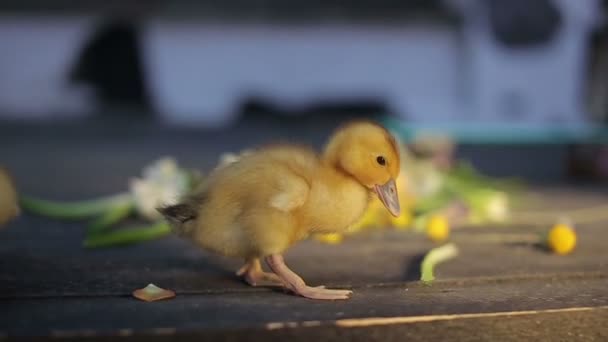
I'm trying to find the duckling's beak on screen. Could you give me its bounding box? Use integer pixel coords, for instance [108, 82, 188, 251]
[374, 179, 400, 217]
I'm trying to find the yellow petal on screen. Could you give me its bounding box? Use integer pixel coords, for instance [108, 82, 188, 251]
[133, 283, 176, 302]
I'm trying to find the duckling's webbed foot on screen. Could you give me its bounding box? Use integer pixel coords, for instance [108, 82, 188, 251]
[265, 254, 352, 300]
[237, 258, 284, 287]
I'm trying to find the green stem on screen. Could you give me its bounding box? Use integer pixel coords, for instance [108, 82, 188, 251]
[19, 193, 133, 220]
[83, 221, 171, 248]
[420, 243, 459, 284]
[87, 202, 135, 234]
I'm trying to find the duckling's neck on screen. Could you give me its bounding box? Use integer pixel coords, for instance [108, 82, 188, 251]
[302, 161, 371, 234]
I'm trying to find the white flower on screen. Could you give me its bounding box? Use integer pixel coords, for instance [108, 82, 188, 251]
[397, 144, 444, 198]
[403, 165, 444, 198]
[484, 191, 510, 223]
[129, 157, 190, 221]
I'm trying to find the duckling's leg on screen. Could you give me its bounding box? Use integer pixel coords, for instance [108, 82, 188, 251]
[236, 258, 284, 287]
[265, 254, 352, 300]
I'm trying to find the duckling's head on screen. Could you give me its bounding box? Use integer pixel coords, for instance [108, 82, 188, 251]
[323, 121, 401, 217]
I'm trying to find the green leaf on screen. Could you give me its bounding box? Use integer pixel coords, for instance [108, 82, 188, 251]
[413, 187, 456, 215]
[447, 161, 524, 194]
[83, 221, 171, 248]
[87, 202, 134, 235]
[19, 193, 133, 220]
[420, 243, 459, 284]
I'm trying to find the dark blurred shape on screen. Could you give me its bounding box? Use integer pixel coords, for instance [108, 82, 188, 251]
[70, 19, 151, 114]
[486, 0, 562, 47]
[587, 2, 608, 122]
[567, 144, 608, 182]
[240, 98, 386, 123]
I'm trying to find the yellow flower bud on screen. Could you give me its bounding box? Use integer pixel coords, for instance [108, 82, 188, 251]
[390, 211, 412, 230]
[426, 215, 450, 242]
[547, 224, 576, 255]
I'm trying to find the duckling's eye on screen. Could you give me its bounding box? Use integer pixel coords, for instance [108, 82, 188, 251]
[376, 156, 386, 166]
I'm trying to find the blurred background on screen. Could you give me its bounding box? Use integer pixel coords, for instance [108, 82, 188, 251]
[2, 0, 608, 187]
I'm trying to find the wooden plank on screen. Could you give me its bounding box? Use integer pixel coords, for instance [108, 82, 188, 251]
[2, 219, 607, 298]
[1, 275, 606, 339]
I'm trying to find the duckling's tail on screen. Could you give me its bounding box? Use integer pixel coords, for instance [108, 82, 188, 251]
[157, 203, 197, 238]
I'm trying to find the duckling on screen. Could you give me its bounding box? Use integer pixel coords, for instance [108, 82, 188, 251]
[159, 121, 401, 300]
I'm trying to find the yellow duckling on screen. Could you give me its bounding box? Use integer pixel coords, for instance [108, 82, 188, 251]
[160, 121, 401, 300]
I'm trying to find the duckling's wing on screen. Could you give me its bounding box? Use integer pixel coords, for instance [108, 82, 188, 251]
[269, 173, 310, 212]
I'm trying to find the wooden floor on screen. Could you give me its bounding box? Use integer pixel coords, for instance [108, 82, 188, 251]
[1, 116, 607, 341]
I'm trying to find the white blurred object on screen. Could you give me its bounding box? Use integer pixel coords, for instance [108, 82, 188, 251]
[452, 0, 602, 125]
[141, 22, 461, 127]
[0, 16, 97, 119]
